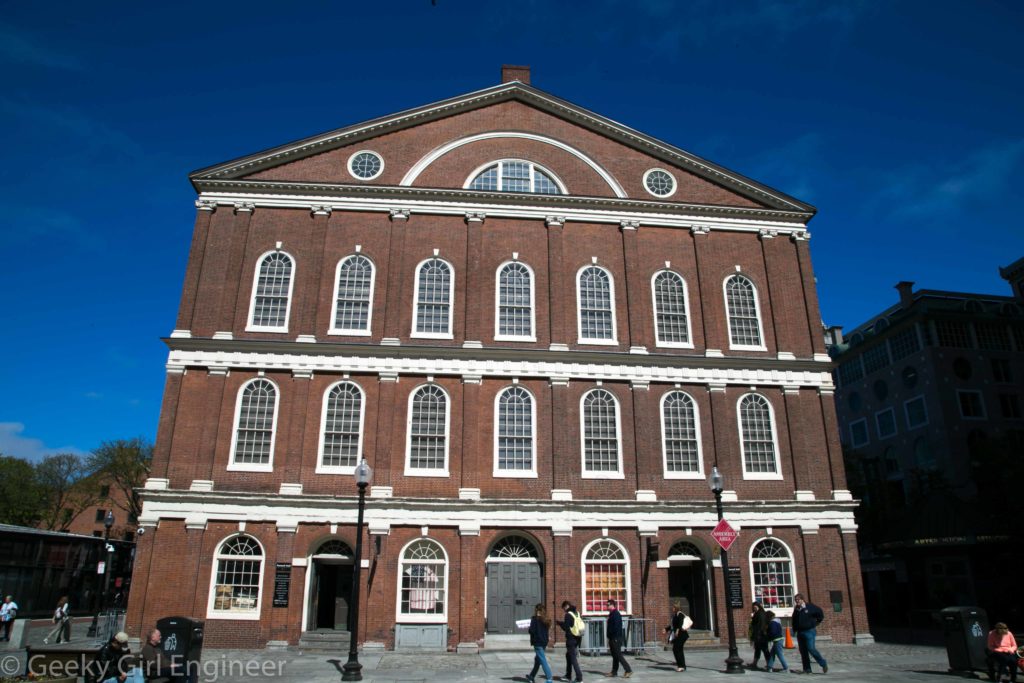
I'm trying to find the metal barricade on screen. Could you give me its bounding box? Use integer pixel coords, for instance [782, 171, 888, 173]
[95, 609, 126, 643]
[580, 617, 657, 655]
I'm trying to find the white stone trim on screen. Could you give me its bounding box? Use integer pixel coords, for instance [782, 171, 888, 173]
[144, 478, 170, 490]
[189, 480, 215, 492]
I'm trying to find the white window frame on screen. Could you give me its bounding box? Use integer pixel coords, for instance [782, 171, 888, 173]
[736, 393, 783, 480]
[206, 534, 265, 621]
[227, 378, 279, 473]
[494, 260, 537, 342]
[328, 254, 375, 336]
[463, 159, 568, 194]
[660, 390, 704, 479]
[642, 168, 678, 198]
[580, 538, 632, 616]
[747, 537, 798, 618]
[580, 388, 624, 479]
[576, 265, 618, 346]
[347, 150, 385, 181]
[493, 385, 538, 478]
[404, 384, 451, 477]
[875, 408, 897, 440]
[315, 381, 366, 474]
[849, 418, 870, 448]
[246, 250, 296, 333]
[395, 538, 449, 624]
[956, 390, 987, 420]
[411, 257, 455, 340]
[723, 273, 767, 352]
[651, 270, 694, 348]
[904, 395, 929, 429]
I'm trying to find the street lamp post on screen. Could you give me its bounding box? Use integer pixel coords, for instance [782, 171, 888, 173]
[88, 510, 116, 638]
[342, 459, 372, 682]
[709, 467, 745, 674]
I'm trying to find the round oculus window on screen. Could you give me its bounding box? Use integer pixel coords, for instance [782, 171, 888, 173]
[643, 169, 676, 197]
[348, 151, 383, 180]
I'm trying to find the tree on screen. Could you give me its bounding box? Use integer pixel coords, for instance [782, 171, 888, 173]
[0, 455, 45, 526]
[35, 453, 103, 531]
[87, 438, 153, 523]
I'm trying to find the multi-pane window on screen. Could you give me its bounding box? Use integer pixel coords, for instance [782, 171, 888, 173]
[496, 262, 533, 339]
[849, 419, 869, 448]
[209, 536, 263, 617]
[905, 396, 928, 429]
[399, 539, 447, 620]
[407, 385, 448, 473]
[738, 394, 779, 476]
[583, 540, 629, 614]
[999, 394, 1021, 419]
[862, 344, 890, 374]
[876, 408, 897, 439]
[332, 255, 374, 333]
[467, 160, 562, 194]
[957, 390, 986, 419]
[725, 274, 763, 348]
[582, 389, 621, 475]
[889, 326, 921, 361]
[992, 358, 1012, 383]
[936, 320, 973, 348]
[319, 382, 363, 470]
[578, 266, 615, 342]
[231, 379, 277, 469]
[495, 387, 535, 474]
[414, 258, 453, 336]
[662, 391, 701, 475]
[653, 271, 690, 345]
[249, 252, 294, 329]
[750, 539, 795, 611]
[976, 323, 1011, 351]
[837, 359, 864, 385]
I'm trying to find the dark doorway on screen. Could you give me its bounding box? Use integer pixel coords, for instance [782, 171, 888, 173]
[667, 541, 710, 631]
[313, 561, 353, 630]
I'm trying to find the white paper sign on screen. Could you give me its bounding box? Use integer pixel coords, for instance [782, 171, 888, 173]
[515, 619, 531, 629]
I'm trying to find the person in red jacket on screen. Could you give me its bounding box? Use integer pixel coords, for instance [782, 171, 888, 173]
[987, 623, 1019, 683]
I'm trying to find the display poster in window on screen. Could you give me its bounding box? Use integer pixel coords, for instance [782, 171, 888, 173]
[273, 562, 291, 607]
[727, 567, 744, 609]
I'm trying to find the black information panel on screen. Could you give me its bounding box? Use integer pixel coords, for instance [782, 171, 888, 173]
[726, 566, 744, 609]
[273, 562, 291, 607]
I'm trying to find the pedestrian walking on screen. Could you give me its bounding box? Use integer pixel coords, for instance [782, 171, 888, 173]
[748, 601, 770, 670]
[987, 622, 1019, 683]
[43, 596, 72, 644]
[560, 600, 585, 683]
[764, 611, 789, 672]
[604, 599, 632, 678]
[0, 595, 18, 642]
[791, 594, 828, 674]
[666, 600, 692, 672]
[526, 603, 553, 683]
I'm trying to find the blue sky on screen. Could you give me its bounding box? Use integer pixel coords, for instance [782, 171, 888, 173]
[2, 1, 1022, 460]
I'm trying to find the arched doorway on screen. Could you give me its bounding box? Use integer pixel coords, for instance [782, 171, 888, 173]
[666, 540, 711, 630]
[307, 539, 354, 631]
[485, 534, 543, 634]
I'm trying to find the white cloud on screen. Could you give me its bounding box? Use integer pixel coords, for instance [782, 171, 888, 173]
[0, 422, 88, 463]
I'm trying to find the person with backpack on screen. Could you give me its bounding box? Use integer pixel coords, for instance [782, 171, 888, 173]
[792, 594, 827, 674]
[666, 600, 692, 672]
[560, 600, 585, 683]
[526, 603, 554, 683]
[43, 596, 71, 644]
[604, 598, 632, 678]
[763, 611, 789, 673]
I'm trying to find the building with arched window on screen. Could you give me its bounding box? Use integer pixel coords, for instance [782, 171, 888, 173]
[129, 66, 869, 651]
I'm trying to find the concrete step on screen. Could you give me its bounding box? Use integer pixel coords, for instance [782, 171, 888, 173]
[299, 630, 351, 651]
[484, 633, 531, 650]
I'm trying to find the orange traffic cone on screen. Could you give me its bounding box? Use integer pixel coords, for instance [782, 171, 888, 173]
[784, 626, 795, 649]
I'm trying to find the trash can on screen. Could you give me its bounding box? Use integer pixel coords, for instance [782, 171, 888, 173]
[940, 606, 989, 672]
[155, 616, 204, 683]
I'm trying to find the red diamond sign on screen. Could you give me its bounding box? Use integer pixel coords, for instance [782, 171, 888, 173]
[711, 519, 739, 552]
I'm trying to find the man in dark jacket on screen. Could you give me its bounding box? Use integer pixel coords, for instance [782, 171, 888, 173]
[94, 631, 137, 683]
[791, 594, 828, 674]
[604, 599, 632, 678]
[140, 628, 172, 683]
[560, 601, 584, 683]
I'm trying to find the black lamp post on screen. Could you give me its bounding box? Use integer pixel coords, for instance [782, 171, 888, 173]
[88, 510, 116, 638]
[709, 467, 745, 674]
[342, 459, 372, 682]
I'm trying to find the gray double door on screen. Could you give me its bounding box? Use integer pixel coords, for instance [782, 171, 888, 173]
[486, 562, 543, 633]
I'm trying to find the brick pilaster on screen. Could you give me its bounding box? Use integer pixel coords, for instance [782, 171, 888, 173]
[298, 206, 331, 339]
[152, 370, 184, 480]
[174, 200, 216, 333]
[283, 371, 312, 484]
[792, 232, 827, 357]
[382, 210, 409, 343]
[217, 202, 255, 336]
[690, 226, 721, 351]
[463, 213, 485, 346]
[550, 379, 572, 493]
[460, 376, 483, 491]
[196, 371, 229, 484]
[546, 217, 567, 349]
[619, 221, 648, 352]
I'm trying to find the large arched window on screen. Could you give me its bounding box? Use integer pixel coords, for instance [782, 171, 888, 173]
[466, 160, 563, 195]
[661, 391, 703, 478]
[495, 261, 535, 340]
[724, 274, 764, 349]
[738, 394, 781, 479]
[577, 266, 617, 344]
[406, 385, 449, 476]
[208, 535, 264, 619]
[398, 539, 448, 622]
[582, 539, 630, 615]
[749, 539, 796, 613]
[652, 271, 692, 347]
[412, 258, 454, 338]
[494, 386, 536, 477]
[317, 382, 365, 472]
[247, 251, 295, 331]
[229, 378, 278, 472]
[581, 389, 622, 478]
[330, 255, 375, 335]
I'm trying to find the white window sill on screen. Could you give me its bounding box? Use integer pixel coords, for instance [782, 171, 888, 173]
[227, 462, 274, 473]
[494, 335, 537, 342]
[743, 471, 784, 481]
[246, 326, 289, 333]
[655, 341, 694, 349]
[403, 469, 450, 478]
[493, 470, 539, 479]
[206, 610, 262, 621]
[315, 465, 358, 475]
[411, 332, 454, 340]
[396, 615, 448, 624]
[729, 344, 768, 352]
[851, 441, 870, 449]
[578, 338, 618, 346]
[328, 329, 372, 337]
[581, 471, 625, 479]
[664, 471, 706, 480]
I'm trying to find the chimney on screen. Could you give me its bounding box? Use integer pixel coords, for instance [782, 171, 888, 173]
[895, 281, 915, 308]
[501, 65, 530, 84]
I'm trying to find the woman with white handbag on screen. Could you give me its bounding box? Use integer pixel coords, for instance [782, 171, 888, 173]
[667, 601, 693, 672]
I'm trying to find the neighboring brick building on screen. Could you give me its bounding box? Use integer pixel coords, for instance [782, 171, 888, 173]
[828, 259, 1024, 632]
[64, 478, 138, 542]
[128, 67, 870, 650]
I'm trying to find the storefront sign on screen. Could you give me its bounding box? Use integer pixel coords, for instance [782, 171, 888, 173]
[727, 567, 744, 609]
[273, 562, 291, 607]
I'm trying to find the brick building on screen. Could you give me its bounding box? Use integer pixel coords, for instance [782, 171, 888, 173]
[128, 68, 871, 650]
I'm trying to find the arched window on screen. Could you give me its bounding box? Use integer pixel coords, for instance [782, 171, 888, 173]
[208, 535, 264, 619]
[582, 539, 630, 614]
[317, 382, 364, 472]
[738, 394, 781, 478]
[406, 385, 449, 475]
[398, 539, 448, 622]
[489, 535, 540, 560]
[331, 255, 374, 335]
[724, 274, 764, 349]
[652, 271, 691, 346]
[248, 251, 295, 331]
[667, 541, 704, 560]
[581, 389, 622, 477]
[412, 258, 454, 337]
[749, 539, 796, 612]
[229, 379, 278, 472]
[313, 539, 353, 558]
[467, 160, 563, 195]
[494, 386, 536, 476]
[577, 266, 616, 343]
[495, 262, 535, 340]
[661, 391, 703, 477]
